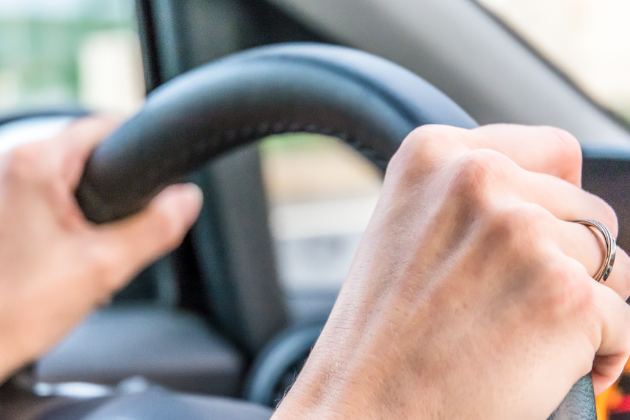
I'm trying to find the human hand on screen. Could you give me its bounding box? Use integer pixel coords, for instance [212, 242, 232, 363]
[274, 125, 630, 419]
[0, 117, 202, 380]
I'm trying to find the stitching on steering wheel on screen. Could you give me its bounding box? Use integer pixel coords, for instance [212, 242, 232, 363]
[86, 122, 387, 222]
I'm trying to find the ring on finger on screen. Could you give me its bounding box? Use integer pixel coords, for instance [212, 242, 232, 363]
[573, 219, 617, 282]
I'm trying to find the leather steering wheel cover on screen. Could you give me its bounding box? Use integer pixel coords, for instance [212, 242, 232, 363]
[76, 43, 475, 223]
[74, 43, 595, 420]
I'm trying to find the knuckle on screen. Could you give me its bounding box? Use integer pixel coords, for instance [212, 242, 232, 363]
[388, 125, 464, 181]
[486, 203, 551, 252]
[538, 259, 594, 320]
[454, 149, 512, 182]
[449, 149, 514, 209]
[549, 260, 591, 302]
[5, 145, 39, 177]
[2, 142, 54, 183]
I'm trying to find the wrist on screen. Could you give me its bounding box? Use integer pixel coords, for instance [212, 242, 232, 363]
[271, 318, 435, 420]
[271, 331, 377, 420]
[271, 377, 363, 420]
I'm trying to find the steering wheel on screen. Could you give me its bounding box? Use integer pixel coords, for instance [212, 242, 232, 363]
[65, 43, 596, 419]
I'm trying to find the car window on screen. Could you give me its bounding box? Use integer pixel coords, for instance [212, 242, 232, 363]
[476, 0, 630, 123]
[260, 134, 382, 292]
[0, 0, 159, 302]
[262, 1, 630, 294]
[0, 0, 143, 116]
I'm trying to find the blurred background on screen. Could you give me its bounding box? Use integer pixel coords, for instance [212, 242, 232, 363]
[0, 0, 629, 293]
[2, 1, 630, 412]
[0, 0, 143, 115]
[479, 0, 630, 122]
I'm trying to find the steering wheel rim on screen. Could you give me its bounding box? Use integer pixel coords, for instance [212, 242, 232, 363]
[71, 43, 594, 420]
[76, 43, 476, 223]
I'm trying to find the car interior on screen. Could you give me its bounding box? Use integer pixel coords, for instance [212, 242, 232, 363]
[0, 0, 629, 419]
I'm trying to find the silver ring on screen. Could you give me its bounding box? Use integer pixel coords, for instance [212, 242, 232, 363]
[573, 219, 616, 282]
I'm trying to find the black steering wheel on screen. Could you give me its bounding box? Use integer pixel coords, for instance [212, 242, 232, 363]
[61, 43, 596, 419]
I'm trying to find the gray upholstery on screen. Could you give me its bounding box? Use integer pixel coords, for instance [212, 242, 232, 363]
[34, 388, 273, 420]
[36, 306, 244, 396]
[83, 389, 273, 420]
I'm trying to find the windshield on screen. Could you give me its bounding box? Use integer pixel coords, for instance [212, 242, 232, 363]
[0, 0, 143, 116]
[477, 0, 630, 123]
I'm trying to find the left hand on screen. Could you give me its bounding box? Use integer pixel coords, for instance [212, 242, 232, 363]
[0, 117, 203, 380]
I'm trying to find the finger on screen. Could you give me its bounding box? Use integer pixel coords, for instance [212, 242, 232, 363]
[605, 248, 630, 299]
[471, 151, 628, 299]
[92, 183, 203, 292]
[474, 151, 629, 300]
[50, 116, 122, 187]
[555, 220, 630, 300]
[591, 282, 630, 394]
[469, 124, 582, 186]
[404, 124, 581, 186]
[512, 172, 617, 236]
[457, 149, 615, 234]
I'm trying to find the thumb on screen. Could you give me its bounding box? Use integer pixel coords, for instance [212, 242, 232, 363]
[94, 183, 203, 292]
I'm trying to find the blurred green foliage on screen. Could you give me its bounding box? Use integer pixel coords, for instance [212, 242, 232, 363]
[0, 0, 135, 112]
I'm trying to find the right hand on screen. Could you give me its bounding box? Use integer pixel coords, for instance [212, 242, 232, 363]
[274, 124, 630, 420]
